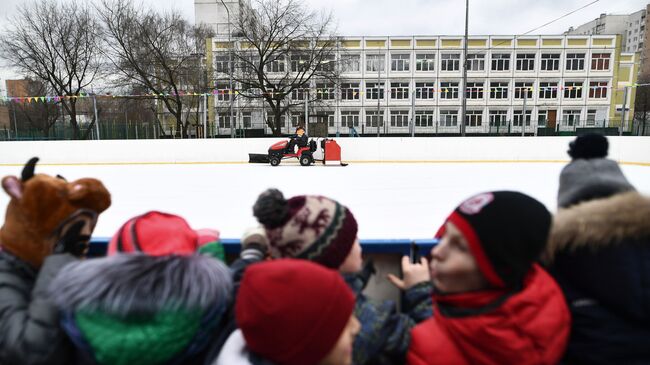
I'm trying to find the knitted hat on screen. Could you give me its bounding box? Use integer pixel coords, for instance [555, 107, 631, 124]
[436, 191, 552, 288]
[558, 134, 635, 208]
[253, 189, 358, 269]
[108, 211, 211, 256]
[236, 259, 355, 365]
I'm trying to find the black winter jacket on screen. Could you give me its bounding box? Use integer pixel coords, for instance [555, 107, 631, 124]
[0, 251, 76, 365]
[545, 191, 650, 365]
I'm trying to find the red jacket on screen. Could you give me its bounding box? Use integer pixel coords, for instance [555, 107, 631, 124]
[407, 265, 570, 365]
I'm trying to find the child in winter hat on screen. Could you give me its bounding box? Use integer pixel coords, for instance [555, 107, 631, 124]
[222, 259, 360, 365]
[50, 211, 232, 365]
[558, 133, 634, 208]
[252, 188, 433, 365]
[407, 191, 570, 365]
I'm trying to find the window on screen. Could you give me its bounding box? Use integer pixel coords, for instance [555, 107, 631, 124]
[591, 53, 610, 70]
[366, 82, 384, 99]
[218, 113, 231, 128]
[467, 54, 485, 71]
[516, 54, 535, 71]
[390, 82, 410, 100]
[341, 111, 360, 127]
[566, 53, 585, 71]
[491, 53, 510, 71]
[466, 82, 484, 99]
[341, 83, 360, 100]
[541, 53, 560, 71]
[440, 82, 459, 99]
[562, 110, 581, 126]
[391, 54, 410, 72]
[415, 111, 434, 127]
[390, 110, 409, 127]
[514, 82, 533, 99]
[242, 112, 252, 128]
[539, 82, 558, 99]
[415, 82, 435, 99]
[341, 55, 360, 73]
[291, 88, 308, 100]
[291, 114, 303, 127]
[316, 83, 335, 100]
[416, 54, 436, 71]
[465, 110, 483, 127]
[490, 82, 508, 99]
[564, 81, 583, 99]
[589, 81, 608, 98]
[215, 55, 230, 73]
[440, 110, 458, 127]
[323, 112, 335, 127]
[366, 55, 385, 72]
[537, 111, 548, 127]
[265, 58, 286, 73]
[513, 110, 532, 126]
[441, 54, 460, 71]
[586, 109, 597, 126]
[366, 110, 384, 127]
[215, 84, 232, 101]
[290, 55, 310, 72]
[317, 56, 335, 72]
[489, 110, 508, 127]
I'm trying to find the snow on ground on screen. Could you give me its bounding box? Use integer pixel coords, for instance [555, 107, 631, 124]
[1, 162, 649, 240]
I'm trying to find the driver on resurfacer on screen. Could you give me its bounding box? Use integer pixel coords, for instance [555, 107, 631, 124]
[286, 126, 308, 154]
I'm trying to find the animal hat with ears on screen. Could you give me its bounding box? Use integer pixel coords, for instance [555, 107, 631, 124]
[0, 157, 111, 268]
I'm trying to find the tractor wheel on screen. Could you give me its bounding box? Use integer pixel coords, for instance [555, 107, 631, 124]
[270, 156, 281, 166]
[300, 154, 312, 166]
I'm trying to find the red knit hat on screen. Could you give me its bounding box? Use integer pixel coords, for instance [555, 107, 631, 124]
[236, 259, 355, 365]
[108, 211, 203, 256]
[253, 189, 358, 269]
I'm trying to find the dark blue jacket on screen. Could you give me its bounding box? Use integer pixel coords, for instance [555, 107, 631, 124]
[545, 191, 650, 365]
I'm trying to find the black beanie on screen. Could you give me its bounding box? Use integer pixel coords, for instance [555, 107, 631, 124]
[437, 191, 552, 288]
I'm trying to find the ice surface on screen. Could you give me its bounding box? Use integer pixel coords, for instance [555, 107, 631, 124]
[1, 162, 649, 240]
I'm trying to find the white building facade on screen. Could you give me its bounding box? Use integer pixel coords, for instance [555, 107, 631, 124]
[206, 35, 637, 137]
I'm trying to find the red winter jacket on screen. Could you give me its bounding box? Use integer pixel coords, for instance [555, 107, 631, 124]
[407, 264, 570, 365]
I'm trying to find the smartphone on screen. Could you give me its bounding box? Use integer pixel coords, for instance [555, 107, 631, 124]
[409, 241, 421, 264]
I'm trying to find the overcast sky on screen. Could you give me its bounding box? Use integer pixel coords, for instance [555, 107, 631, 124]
[1, 0, 648, 88]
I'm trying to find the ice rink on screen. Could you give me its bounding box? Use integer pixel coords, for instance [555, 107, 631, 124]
[2, 161, 649, 240]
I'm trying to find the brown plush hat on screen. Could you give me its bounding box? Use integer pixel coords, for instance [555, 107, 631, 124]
[253, 188, 358, 269]
[0, 157, 111, 267]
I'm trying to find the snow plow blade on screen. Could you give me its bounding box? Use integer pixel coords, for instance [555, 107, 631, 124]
[249, 153, 270, 163]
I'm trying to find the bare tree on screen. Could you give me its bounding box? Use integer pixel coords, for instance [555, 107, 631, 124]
[14, 79, 61, 138]
[0, 0, 103, 139]
[227, 0, 338, 136]
[97, 0, 213, 138]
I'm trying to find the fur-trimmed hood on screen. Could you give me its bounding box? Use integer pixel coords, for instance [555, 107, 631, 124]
[546, 191, 650, 261]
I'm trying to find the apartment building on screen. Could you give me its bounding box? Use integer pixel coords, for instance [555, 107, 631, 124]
[206, 34, 637, 136]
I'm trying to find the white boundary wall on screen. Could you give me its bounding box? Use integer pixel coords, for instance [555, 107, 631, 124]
[0, 137, 649, 165]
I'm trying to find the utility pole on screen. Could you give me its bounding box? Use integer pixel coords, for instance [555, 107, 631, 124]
[92, 92, 100, 140]
[620, 86, 629, 136]
[460, 0, 469, 136]
[220, 0, 235, 138]
[411, 89, 416, 137]
[377, 55, 381, 137]
[522, 89, 527, 137]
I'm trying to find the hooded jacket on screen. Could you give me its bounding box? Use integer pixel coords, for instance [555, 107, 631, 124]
[49, 254, 232, 365]
[545, 191, 650, 364]
[407, 264, 570, 365]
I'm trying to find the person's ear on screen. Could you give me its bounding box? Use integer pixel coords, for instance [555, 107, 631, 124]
[2, 176, 23, 200]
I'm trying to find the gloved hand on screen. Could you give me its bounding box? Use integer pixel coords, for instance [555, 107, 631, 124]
[53, 220, 91, 257]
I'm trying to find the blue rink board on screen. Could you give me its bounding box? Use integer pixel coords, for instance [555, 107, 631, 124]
[89, 238, 438, 257]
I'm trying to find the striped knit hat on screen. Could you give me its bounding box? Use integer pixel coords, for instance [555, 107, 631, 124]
[253, 188, 358, 269]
